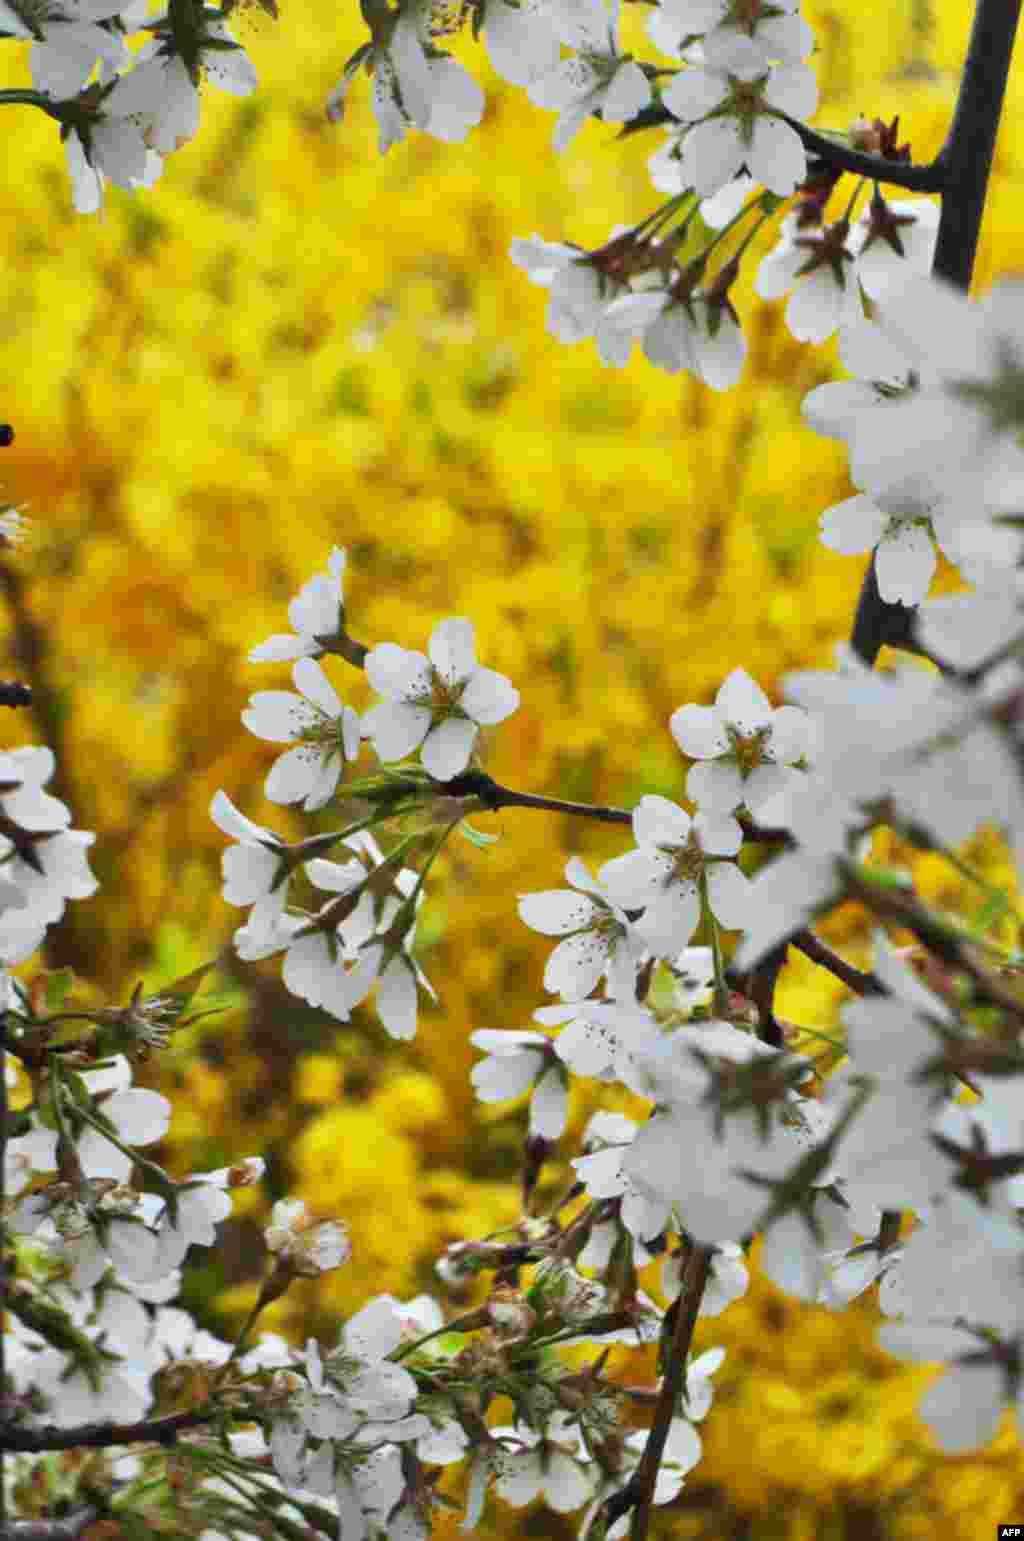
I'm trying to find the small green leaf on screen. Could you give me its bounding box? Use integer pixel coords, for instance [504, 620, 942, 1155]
[459, 821, 500, 849]
[861, 864, 914, 891]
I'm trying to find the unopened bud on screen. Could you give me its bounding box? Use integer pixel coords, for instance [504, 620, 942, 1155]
[486, 1287, 537, 1339]
[848, 115, 879, 151]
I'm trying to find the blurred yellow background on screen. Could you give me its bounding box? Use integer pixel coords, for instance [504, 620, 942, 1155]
[1, 0, 1024, 1533]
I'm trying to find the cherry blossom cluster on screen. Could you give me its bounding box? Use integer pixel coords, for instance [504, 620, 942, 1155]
[181, 264, 1024, 1531]
[7, 266, 1024, 1534]
[0, 0, 969, 606]
[2, 0, 1024, 1534]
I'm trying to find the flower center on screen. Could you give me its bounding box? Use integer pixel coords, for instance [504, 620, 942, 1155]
[669, 831, 705, 884]
[728, 724, 771, 774]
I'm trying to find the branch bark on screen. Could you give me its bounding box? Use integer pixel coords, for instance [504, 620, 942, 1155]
[849, 0, 1022, 667]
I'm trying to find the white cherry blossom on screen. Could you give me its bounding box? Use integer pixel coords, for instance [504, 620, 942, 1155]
[596, 285, 702, 376]
[648, 0, 812, 64]
[671, 667, 811, 818]
[849, 194, 940, 301]
[327, 4, 482, 153]
[470, 1028, 567, 1137]
[492, 1421, 595, 1513]
[264, 1197, 352, 1277]
[482, 0, 560, 86]
[754, 212, 864, 343]
[103, 13, 257, 154]
[517, 855, 646, 1001]
[572, 1132, 672, 1242]
[363, 617, 519, 781]
[210, 789, 293, 941]
[28, 0, 129, 97]
[242, 657, 361, 810]
[845, 273, 1024, 510]
[64, 111, 163, 216]
[0, 747, 71, 831]
[536, 999, 662, 1092]
[510, 233, 630, 346]
[343, 937, 435, 1041]
[527, 0, 650, 152]
[598, 795, 751, 953]
[661, 31, 817, 197]
[249, 548, 347, 662]
[876, 1320, 1023, 1454]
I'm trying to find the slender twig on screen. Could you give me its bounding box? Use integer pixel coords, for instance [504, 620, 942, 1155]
[0, 1406, 217, 1453]
[617, 103, 946, 191]
[790, 931, 886, 998]
[599, 1243, 714, 1540]
[843, 867, 1024, 1033]
[774, 111, 947, 191]
[322, 634, 368, 669]
[439, 768, 633, 827]
[741, 941, 789, 1046]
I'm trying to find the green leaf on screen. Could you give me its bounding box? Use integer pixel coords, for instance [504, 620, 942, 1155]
[459, 821, 500, 849]
[861, 864, 914, 891]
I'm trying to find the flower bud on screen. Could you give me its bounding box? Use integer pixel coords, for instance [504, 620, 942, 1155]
[486, 1286, 537, 1339]
[531, 1259, 607, 1327]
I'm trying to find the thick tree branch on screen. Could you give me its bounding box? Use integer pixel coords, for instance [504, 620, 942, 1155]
[931, 0, 1023, 289]
[849, 0, 1022, 667]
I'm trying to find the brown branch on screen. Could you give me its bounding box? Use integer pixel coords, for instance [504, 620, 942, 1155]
[617, 104, 946, 192]
[438, 769, 633, 828]
[740, 941, 788, 1047]
[790, 931, 885, 998]
[322, 633, 368, 669]
[850, 0, 1022, 667]
[599, 1243, 714, 1540]
[0, 1406, 217, 1453]
[843, 867, 1024, 1035]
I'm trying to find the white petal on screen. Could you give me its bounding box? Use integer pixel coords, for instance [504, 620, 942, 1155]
[460, 667, 520, 724]
[518, 889, 602, 936]
[716, 667, 771, 730]
[670, 703, 729, 757]
[819, 495, 886, 555]
[293, 657, 342, 716]
[876, 524, 936, 604]
[633, 794, 692, 847]
[544, 932, 609, 999]
[365, 642, 432, 698]
[420, 717, 477, 779]
[600, 59, 650, 123]
[687, 759, 745, 813]
[429, 617, 477, 685]
[529, 1065, 568, 1137]
[365, 701, 433, 762]
[705, 861, 751, 928]
[376, 956, 420, 1040]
